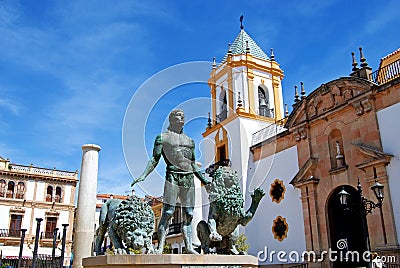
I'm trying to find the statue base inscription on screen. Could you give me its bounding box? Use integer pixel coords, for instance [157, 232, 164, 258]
[82, 254, 258, 268]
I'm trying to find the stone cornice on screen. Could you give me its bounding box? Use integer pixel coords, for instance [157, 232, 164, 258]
[0, 171, 78, 184]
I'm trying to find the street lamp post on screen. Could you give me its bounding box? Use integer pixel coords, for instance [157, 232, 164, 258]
[60, 224, 69, 268]
[338, 179, 384, 267]
[52, 228, 59, 268]
[31, 218, 43, 268]
[17, 229, 27, 268]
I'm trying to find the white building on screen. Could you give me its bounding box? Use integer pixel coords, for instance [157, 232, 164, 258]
[0, 157, 77, 265]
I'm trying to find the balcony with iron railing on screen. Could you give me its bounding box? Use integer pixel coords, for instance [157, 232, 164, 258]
[251, 120, 287, 146]
[369, 59, 400, 85]
[41, 231, 61, 239]
[0, 228, 22, 238]
[0, 228, 24, 245]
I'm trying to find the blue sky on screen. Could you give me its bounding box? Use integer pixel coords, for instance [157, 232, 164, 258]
[0, 0, 399, 197]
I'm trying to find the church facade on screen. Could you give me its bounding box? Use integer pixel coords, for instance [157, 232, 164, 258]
[202, 25, 400, 267]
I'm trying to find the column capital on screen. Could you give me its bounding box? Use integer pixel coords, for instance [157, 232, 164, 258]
[81, 144, 101, 152]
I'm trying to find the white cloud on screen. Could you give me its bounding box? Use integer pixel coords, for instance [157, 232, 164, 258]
[364, 1, 399, 35]
[0, 1, 20, 26]
[0, 98, 21, 115]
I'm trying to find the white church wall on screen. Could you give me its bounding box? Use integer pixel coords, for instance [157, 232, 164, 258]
[245, 145, 306, 265]
[377, 102, 400, 243]
[237, 117, 271, 194]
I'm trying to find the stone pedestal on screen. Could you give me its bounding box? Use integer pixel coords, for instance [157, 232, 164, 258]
[73, 144, 101, 268]
[82, 254, 259, 268]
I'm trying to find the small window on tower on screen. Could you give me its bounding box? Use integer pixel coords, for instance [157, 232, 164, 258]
[217, 88, 228, 122]
[258, 85, 271, 117]
[217, 145, 226, 163]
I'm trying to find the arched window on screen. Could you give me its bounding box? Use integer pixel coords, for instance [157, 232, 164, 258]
[258, 85, 271, 117]
[46, 185, 53, 202]
[15, 182, 25, 199]
[0, 180, 6, 197]
[55, 186, 62, 203]
[6, 181, 15, 198]
[217, 88, 228, 122]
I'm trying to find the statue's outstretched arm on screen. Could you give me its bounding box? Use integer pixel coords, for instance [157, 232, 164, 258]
[131, 135, 162, 187]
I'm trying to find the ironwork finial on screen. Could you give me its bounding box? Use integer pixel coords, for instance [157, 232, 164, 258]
[240, 14, 244, 30]
[270, 48, 275, 61]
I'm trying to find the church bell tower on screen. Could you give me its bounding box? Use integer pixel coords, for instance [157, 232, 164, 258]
[202, 17, 285, 194]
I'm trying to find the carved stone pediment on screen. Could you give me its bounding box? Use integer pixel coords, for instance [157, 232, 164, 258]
[285, 78, 373, 128]
[352, 143, 393, 169]
[290, 157, 319, 187]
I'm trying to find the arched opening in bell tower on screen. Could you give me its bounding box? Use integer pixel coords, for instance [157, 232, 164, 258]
[258, 84, 271, 117]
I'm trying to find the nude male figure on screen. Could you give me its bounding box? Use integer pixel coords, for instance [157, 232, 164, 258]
[132, 109, 210, 254]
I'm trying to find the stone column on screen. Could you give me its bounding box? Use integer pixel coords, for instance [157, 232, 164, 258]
[192, 164, 203, 245]
[73, 144, 101, 268]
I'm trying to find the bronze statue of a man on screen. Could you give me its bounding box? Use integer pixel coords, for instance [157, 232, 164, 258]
[131, 109, 210, 254]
